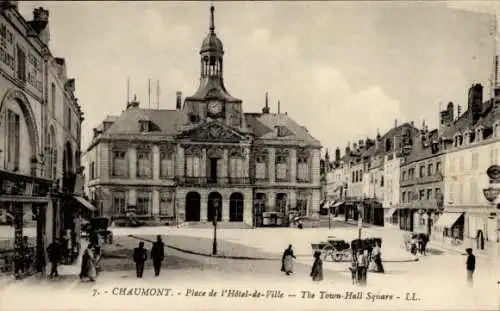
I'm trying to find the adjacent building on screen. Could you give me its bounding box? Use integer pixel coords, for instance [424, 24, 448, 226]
[0, 1, 85, 276]
[438, 84, 500, 251]
[399, 122, 444, 234]
[85, 5, 322, 228]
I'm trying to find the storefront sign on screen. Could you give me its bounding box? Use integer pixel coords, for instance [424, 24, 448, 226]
[487, 165, 500, 184]
[0, 171, 50, 197]
[482, 187, 500, 203]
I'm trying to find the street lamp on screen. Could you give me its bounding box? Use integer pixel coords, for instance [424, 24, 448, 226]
[212, 198, 220, 255]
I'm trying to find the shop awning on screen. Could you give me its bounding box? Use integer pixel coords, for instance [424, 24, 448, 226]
[73, 195, 96, 211]
[332, 201, 345, 208]
[434, 212, 463, 229]
[384, 207, 398, 218]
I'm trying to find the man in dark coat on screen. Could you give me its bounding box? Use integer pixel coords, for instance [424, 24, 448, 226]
[46, 239, 62, 278]
[133, 241, 147, 278]
[465, 248, 475, 286]
[151, 235, 165, 277]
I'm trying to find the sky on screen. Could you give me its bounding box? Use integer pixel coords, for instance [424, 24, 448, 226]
[19, 1, 497, 155]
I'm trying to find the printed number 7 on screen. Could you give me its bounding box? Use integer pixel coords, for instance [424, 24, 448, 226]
[93, 289, 98, 297]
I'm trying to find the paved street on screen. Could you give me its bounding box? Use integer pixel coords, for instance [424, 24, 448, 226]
[1, 224, 499, 311]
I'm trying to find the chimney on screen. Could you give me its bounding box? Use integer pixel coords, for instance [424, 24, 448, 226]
[468, 84, 483, 122]
[29, 7, 50, 44]
[457, 105, 461, 118]
[394, 119, 398, 128]
[176, 91, 182, 111]
[410, 121, 414, 127]
[345, 143, 351, 156]
[64, 79, 75, 94]
[353, 142, 357, 150]
[262, 92, 270, 114]
[335, 147, 340, 162]
[127, 94, 140, 110]
[278, 100, 281, 114]
[358, 139, 364, 149]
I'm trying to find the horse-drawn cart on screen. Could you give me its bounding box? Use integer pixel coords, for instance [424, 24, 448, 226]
[311, 237, 352, 262]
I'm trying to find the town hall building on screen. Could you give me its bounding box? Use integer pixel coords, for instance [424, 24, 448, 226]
[84, 6, 322, 227]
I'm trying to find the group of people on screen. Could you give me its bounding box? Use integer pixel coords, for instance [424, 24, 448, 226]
[281, 243, 385, 285]
[132, 235, 165, 278]
[280, 245, 324, 282]
[409, 234, 429, 256]
[349, 244, 384, 285]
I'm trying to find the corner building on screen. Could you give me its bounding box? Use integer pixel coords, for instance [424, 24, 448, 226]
[85, 6, 322, 227]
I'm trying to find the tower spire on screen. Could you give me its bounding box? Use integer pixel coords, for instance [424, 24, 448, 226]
[210, 4, 215, 33]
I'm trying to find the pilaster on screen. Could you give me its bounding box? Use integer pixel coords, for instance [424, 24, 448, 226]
[152, 190, 160, 218]
[289, 190, 297, 212]
[128, 189, 137, 206]
[202, 148, 207, 177]
[268, 148, 276, 184]
[152, 145, 160, 180]
[290, 148, 297, 182]
[311, 190, 320, 218]
[129, 147, 137, 179]
[268, 191, 276, 212]
[100, 142, 110, 180]
[223, 149, 229, 178]
[222, 195, 230, 221]
[312, 149, 321, 185]
[244, 147, 250, 178]
[176, 145, 185, 177]
[200, 189, 208, 221]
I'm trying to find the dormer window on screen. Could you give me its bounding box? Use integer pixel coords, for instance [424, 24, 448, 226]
[277, 126, 287, 137]
[494, 122, 500, 137]
[454, 134, 463, 147]
[476, 126, 484, 142]
[189, 114, 200, 124]
[139, 120, 150, 132]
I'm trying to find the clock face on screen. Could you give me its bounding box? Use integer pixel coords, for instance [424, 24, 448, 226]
[208, 101, 223, 115]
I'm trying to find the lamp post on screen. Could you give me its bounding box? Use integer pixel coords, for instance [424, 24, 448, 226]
[212, 198, 220, 255]
[357, 203, 363, 241]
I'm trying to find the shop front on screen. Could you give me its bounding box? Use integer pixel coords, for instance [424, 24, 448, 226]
[0, 170, 51, 278]
[432, 210, 464, 245]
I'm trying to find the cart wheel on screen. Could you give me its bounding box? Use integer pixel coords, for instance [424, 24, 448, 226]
[333, 253, 343, 262]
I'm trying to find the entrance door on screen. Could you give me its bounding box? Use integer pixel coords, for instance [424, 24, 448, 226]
[208, 158, 218, 184]
[229, 193, 244, 222]
[185, 192, 201, 221]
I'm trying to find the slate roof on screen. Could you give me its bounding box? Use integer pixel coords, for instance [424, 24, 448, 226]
[186, 78, 241, 102]
[403, 129, 443, 165]
[87, 108, 321, 150]
[244, 113, 322, 147]
[441, 99, 495, 139]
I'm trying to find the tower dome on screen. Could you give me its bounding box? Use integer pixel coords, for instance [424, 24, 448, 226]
[200, 6, 224, 54]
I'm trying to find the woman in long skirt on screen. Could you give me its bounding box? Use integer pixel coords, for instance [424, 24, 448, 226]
[281, 245, 296, 275]
[310, 251, 323, 282]
[80, 245, 96, 282]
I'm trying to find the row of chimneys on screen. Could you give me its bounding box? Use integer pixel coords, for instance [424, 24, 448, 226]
[262, 92, 284, 114]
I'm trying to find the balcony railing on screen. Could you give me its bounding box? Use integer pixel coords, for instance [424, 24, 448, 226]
[176, 176, 251, 186]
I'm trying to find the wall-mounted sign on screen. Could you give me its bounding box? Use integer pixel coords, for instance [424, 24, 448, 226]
[483, 187, 500, 203]
[487, 165, 500, 184]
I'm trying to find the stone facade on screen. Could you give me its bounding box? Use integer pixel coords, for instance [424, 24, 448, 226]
[84, 6, 322, 228]
[0, 2, 84, 275]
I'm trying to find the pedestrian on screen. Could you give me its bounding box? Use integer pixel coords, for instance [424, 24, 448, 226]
[465, 248, 475, 287]
[80, 244, 96, 282]
[358, 249, 369, 285]
[61, 232, 70, 264]
[310, 251, 323, 282]
[410, 235, 418, 256]
[281, 244, 296, 275]
[133, 241, 147, 278]
[46, 239, 62, 278]
[349, 257, 358, 284]
[151, 235, 165, 277]
[372, 243, 384, 273]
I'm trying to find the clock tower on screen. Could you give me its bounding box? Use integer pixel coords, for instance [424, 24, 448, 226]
[182, 5, 245, 129]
